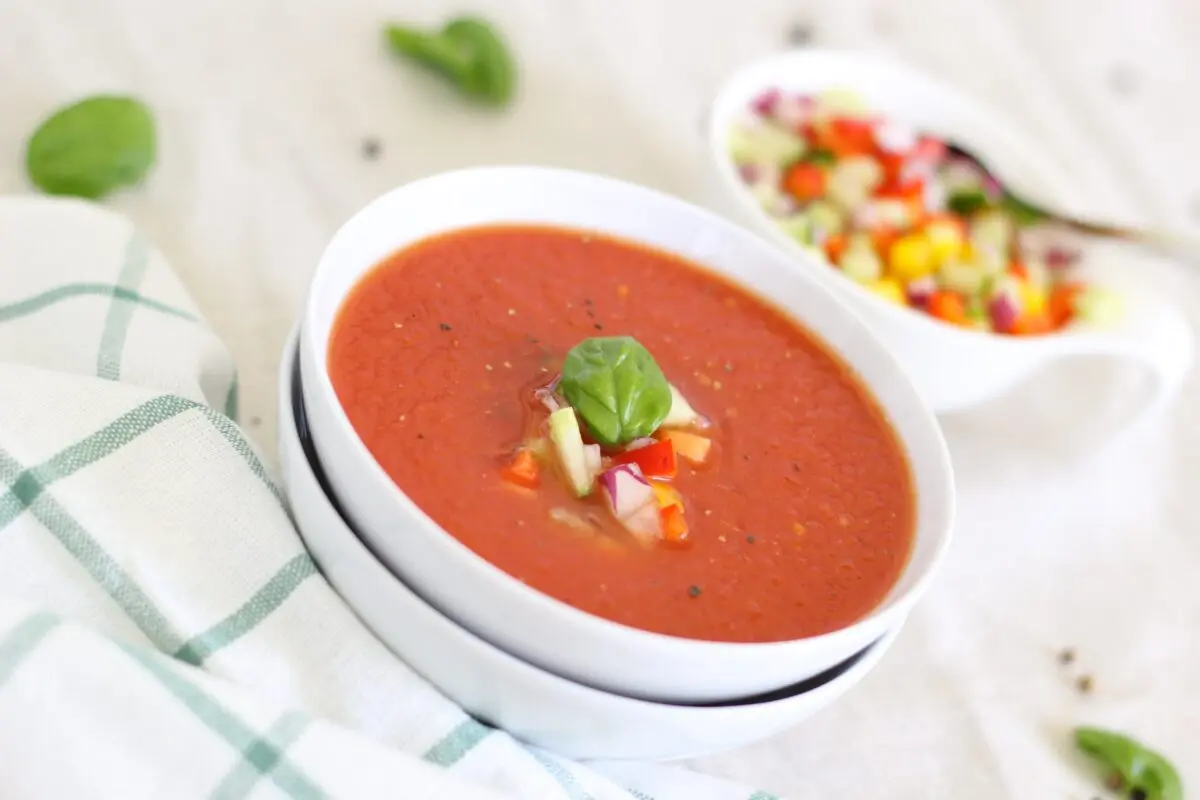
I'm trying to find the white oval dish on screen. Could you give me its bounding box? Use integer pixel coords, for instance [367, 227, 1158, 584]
[299, 165, 954, 703]
[278, 334, 902, 761]
[707, 50, 1192, 418]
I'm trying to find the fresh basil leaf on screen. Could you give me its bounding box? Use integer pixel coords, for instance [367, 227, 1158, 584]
[946, 187, 989, 216]
[560, 336, 671, 446]
[804, 147, 836, 167]
[1074, 727, 1182, 800]
[25, 96, 156, 200]
[385, 16, 516, 107]
[1000, 192, 1048, 226]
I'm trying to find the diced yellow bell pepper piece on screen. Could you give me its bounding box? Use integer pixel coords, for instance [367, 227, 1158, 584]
[887, 234, 936, 281]
[868, 278, 906, 305]
[1018, 279, 1047, 318]
[651, 481, 683, 510]
[925, 219, 964, 265]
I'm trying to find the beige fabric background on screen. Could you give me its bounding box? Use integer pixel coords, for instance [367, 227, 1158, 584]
[2, 0, 1198, 796]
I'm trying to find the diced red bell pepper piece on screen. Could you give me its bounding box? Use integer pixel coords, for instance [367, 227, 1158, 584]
[500, 449, 540, 489]
[613, 439, 677, 480]
[878, 178, 927, 225]
[816, 117, 877, 157]
[1048, 282, 1085, 328]
[782, 162, 825, 202]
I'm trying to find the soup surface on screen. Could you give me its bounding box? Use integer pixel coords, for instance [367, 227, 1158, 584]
[329, 225, 915, 642]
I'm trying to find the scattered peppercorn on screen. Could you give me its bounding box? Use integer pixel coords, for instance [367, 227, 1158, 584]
[248, 416, 262, 428]
[1076, 674, 1095, 694]
[787, 21, 814, 46]
[1058, 647, 1076, 665]
[593, 323, 603, 330]
[417, 433, 425, 439]
[792, 462, 800, 472]
[1105, 772, 1123, 791]
[1130, 787, 1147, 800]
[746, 534, 756, 544]
[439, 322, 452, 331]
[687, 585, 702, 598]
[361, 138, 382, 160]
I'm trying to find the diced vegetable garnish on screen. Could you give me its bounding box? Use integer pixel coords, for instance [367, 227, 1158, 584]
[548, 407, 594, 497]
[549, 507, 595, 534]
[660, 429, 712, 466]
[613, 439, 677, 479]
[730, 88, 1114, 335]
[662, 384, 703, 428]
[507, 338, 716, 551]
[651, 481, 683, 510]
[660, 504, 689, 544]
[499, 449, 540, 489]
[599, 463, 662, 544]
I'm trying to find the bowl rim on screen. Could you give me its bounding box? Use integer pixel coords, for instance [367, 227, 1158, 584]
[706, 47, 1084, 347]
[300, 164, 955, 661]
[284, 342, 901, 712]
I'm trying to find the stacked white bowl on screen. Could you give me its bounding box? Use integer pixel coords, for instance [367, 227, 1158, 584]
[280, 166, 956, 761]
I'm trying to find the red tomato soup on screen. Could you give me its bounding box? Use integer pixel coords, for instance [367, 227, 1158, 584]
[328, 225, 915, 643]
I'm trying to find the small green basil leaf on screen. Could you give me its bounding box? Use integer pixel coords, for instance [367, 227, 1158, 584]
[25, 96, 156, 200]
[560, 336, 672, 447]
[1074, 727, 1182, 800]
[946, 187, 989, 216]
[385, 16, 515, 107]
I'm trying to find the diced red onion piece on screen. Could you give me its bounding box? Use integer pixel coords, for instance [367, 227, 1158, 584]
[981, 173, 1003, 201]
[1045, 245, 1081, 270]
[599, 463, 655, 521]
[621, 502, 663, 546]
[875, 120, 918, 154]
[534, 388, 562, 413]
[906, 277, 937, 308]
[750, 88, 781, 116]
[738, 163, 761, 184]
[923, 180, 947, 212]
[769, 193, 798, 218]
[988, 292, 1020, 332]
[773, 95, 810, 129]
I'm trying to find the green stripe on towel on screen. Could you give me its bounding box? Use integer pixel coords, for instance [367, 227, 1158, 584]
[97, 233, 151, 380]
[119, 643, 326, 799]
[208, 711, 312, 800]
[422, 718, 493, 767]
[0, 613, 59, 689]
[0, 283, 196, 325]
[175, 554, 317, 666]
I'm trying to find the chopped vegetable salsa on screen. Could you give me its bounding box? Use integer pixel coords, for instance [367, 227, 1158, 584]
[328, 225, 915, 642]
[729, 88, 1120, 334]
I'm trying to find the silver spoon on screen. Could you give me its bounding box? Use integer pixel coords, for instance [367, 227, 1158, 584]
[945, 143, 1200, 264]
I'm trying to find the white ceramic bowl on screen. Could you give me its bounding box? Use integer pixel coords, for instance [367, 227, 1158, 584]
[278, 336, 902, 760]
[300, 165, 954, 703]
[708, 50, 1192, 418]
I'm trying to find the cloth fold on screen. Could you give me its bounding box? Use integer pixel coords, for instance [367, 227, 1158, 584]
[0, 196, 777, 800]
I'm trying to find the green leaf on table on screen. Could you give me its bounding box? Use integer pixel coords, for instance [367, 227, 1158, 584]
[560, 336, 672, 447]
[1074, 726, 1182, 800]
[385, 16, 516, 107]
[25, 96, 156, 200]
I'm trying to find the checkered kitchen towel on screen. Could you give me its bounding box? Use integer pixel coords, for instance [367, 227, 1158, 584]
[0, 196, 782, 800]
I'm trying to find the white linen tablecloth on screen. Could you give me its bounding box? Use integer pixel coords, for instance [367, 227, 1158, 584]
[1, 0, 1198, 797]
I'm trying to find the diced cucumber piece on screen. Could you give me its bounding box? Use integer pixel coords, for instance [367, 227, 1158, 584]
[840, 240, 883, 283]
[662, 384, 701, 428]
[938, 260, 988, 295]
[1074, 286, 1123, 326]
[548, 407, 593, 497]
[728, 121, 805, 165]
[777, 212, 812, 244]
[970, 209, 1014, 254]
[806, 200, 846, 237]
